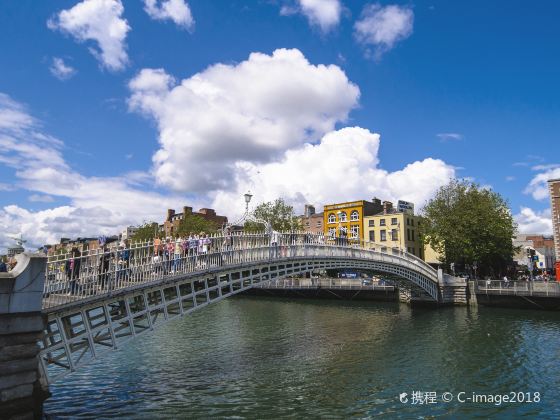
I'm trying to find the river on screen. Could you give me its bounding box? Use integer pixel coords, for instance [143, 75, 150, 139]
[44, 297, 560, 418]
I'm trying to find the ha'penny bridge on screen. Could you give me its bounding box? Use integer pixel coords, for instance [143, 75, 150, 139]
[1, 232, 469, 417]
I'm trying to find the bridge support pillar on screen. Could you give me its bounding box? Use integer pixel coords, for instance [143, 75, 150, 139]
[437, 271, 468, 305]
[0, 253, 49, 419]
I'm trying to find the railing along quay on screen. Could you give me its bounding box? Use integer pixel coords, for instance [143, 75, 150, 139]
[475, 280, 560, 297]
[43, 232, 437, 310]
[254, 277, 395, 291]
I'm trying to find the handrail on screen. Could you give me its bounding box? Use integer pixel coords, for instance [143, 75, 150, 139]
[42, 232, 437, 310]
[475, 280, 560, 297]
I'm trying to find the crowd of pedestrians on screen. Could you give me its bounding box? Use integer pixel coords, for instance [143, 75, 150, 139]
[44, 230, 365, 297]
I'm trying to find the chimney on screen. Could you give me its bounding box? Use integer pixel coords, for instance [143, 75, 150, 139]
[198, 208, 216, 216]
[371, 197, 381, 206]
[383, 201, 393, 215]
[304, 204, 315, 217]
[167, 209, 175, 221]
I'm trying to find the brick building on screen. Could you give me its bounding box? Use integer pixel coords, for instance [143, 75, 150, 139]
[299, 204, 324, 234]
[549, 179, 560, 259]
[163, 206, 228, 237]
[513, 234, 556, 273]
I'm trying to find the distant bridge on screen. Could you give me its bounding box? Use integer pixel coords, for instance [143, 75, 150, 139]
[13, 233, 440, 384]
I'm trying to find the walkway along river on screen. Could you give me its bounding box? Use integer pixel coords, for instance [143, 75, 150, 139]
[44, 297, 560, 418]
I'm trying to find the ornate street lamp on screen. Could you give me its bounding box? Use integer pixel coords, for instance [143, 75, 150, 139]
[244, 192, 253, 213]
[223, 191, 271, 234]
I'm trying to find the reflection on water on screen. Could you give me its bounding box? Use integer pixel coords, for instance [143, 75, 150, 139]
[45, 297, 560, 418]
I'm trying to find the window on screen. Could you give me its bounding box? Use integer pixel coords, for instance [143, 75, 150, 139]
[407, 229, 411, 241]
[350, 225, 359, 239]
[339, 211, 347, 222]
[380, 230, 386, 241]
[316, 221, 322, 228]
[391, 229, 399, 241]
[406, 218, 410, 226]
[391, 217, 398, 225]
[328, 228, 336, 237]
[368, 220, 375, 227]
[411, 230, 415, 241]
[328, 213, 336, 224]
[305, 222, 310, 227]
[369, 231, 375, 242]
[350, 210, 359, 221]
[380, 219, 386, 226]
[411, 219, 415, 226]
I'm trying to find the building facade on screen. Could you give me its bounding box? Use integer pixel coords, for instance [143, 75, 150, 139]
[549, 179, 560, 259]
[363, 201, 424, 259]
[513, 234, 556, 273]
[323, 199, 384, 240]
[299, 205, 324, 234]
[120, 226, 138, 240]
[163, 206, 228, 237]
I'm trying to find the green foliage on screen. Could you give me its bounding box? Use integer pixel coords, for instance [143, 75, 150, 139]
[131, 222, 160, 242]
[244, 198, 303, 232]
[420, 179, 517, 276]
[176, 214, 219, 236]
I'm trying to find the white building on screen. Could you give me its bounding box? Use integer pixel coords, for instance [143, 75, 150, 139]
[120, 226, 138, 241]
[513, 234, 556, 273]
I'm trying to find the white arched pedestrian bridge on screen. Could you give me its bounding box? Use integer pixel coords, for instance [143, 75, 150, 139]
[39, 233, 439, 383]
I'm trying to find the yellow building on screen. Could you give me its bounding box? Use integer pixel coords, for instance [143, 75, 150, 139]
[323, 199, 384, 240]
[364, 213, 424, 258]
[362, 200, 435, 260]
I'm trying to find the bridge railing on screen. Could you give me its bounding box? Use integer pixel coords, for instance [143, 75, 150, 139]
[475, 280, 560, 297]
[42, 232, 436, 310]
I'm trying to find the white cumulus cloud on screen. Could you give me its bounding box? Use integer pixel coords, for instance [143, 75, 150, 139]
[143, 0, 194, 30]
[354, 3, 414, 58]
[50, 57, 77, 80]
[281, 0, 342, 32]
[48, 0, 131, 71]
[210, 127, 456, 217]
[0, 93, 189, 251]
[524, 166, 560, 200]
[514, 207, 552, 235]
[28, 194, 55, 203]
[128, 48, 361, 193]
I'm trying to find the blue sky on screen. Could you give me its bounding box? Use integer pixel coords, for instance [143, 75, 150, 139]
[0, 0, 558, 249]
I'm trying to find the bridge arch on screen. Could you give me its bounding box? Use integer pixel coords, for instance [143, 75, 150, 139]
[39, 235, 439, 383]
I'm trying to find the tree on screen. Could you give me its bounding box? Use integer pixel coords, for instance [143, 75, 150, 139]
[244, 198, 303, 232]
[176, 214, 219, 236]
[420, 179, 517, 277]
[131, 222, 160, 242]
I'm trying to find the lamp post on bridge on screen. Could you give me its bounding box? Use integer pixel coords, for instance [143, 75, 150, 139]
[223, 191, 272, 234]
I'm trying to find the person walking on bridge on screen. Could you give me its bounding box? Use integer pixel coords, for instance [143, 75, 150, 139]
[98, 245, 112, 290]
[221, 227, 233, 265]
[69, 246, 81, 295]
[270, 230, 280, 259]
